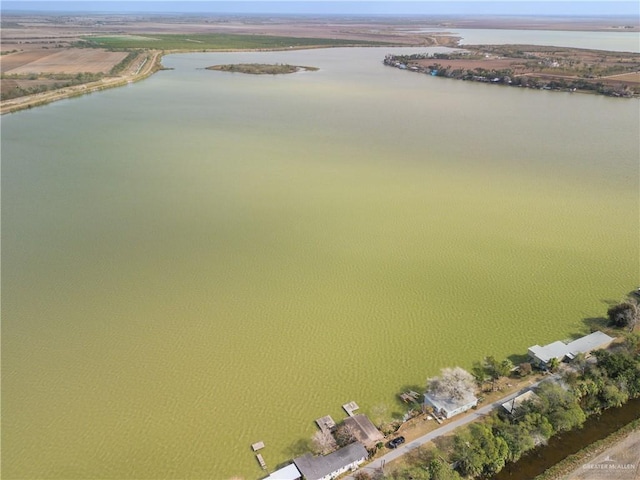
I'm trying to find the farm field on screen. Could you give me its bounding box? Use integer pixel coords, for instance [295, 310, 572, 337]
[4, 49, 129, 74]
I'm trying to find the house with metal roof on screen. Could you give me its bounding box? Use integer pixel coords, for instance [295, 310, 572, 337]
[293, 442, 368, 480]
[527, 331, 613, 368]
[423, 390, 478, 419]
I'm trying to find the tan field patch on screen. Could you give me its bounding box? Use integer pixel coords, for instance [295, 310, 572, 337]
[0, 50, 53, 73]
[6, 49, 128, 74]
[603, 72, 640, 83]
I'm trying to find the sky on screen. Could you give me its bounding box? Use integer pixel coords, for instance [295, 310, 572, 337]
[2, 1, 639, 16]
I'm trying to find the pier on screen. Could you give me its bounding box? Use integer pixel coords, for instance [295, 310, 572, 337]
[251, 441, 265, 451]
[315, 415, 336, 434]
[342, 401, 359, 417]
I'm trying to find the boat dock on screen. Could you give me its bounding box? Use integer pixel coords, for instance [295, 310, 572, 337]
[315, 415, 336, 434]
[342, 401, 359, 417]
[400, 391, 421, 403]
[251, 441, 265, 451]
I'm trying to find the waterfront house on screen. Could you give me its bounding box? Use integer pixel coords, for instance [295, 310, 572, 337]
[423, 391, 478, 419]
[293, 442, 368, 480]
[527, 331, 614, 368]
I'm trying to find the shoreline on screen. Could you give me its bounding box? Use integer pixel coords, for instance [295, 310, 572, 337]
[0, 36, 456, 115]
[0, 50, 163, 115]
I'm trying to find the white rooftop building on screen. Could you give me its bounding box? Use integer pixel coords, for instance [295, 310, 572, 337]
[423, 391, 478, 419]
[265, 463, 302, 480]
[528, 331, 613, 368]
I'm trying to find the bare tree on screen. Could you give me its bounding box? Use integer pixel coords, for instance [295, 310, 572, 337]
[311, 430, 337, 455]
[427, 367, 476, 400]
[335, 422, 357, 447]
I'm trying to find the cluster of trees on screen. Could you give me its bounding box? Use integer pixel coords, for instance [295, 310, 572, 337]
[109, 51, 140, 75]
[451, 381, 586, 477]
[570, 337, 640, 413]
[608, 300, 639, 330]
[0, 72, 104, 101]
[310, 422, 359, 455]
[355, 451, 463, 480]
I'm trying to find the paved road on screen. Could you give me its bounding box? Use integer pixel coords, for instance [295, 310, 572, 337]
[343, 376, 556, 479]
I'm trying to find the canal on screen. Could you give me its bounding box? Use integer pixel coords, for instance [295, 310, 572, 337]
[493, 397, 640, 480]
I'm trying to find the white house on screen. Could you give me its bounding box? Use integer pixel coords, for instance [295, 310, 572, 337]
[293, 442, 368, 480]
[423, 391, 478, 419]
[528, 331, 613, 368]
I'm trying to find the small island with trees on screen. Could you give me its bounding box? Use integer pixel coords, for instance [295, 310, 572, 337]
[205, 63, 319, 75]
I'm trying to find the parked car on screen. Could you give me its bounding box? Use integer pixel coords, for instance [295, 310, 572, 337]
[387, 436, 405, 449]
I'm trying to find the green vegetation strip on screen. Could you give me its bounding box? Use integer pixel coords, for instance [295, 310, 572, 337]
[79, 33, 391, 50]
[534, 418, 640, 480]
[206, 63, 318, 74]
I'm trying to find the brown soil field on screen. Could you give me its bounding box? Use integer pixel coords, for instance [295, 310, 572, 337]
[5, 49, 128, 74]
[603, 72, 640, 83]
[1, 50, 53, 72]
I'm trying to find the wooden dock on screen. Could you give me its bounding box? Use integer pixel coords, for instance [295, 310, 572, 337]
[400, 391, 422, 403]
[256, 453, 267, 469]
[315, 415, 336, 434]
[342, 401, 359, 417]
[251, 441, 265, 451]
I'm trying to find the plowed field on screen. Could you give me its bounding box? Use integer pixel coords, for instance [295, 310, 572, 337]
[5, 49, 128, 74]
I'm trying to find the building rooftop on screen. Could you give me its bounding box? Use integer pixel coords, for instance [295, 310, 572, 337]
[265, 463, 301, 480]
[529, 340, 570, 364]
[528, 331, 614, 364]
[424, 390, 478, 413]
[294, 442, 367, 480]
[565, 331, 614, 359]
[343, 414, 383, 449]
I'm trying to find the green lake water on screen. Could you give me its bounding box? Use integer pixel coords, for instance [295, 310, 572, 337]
[2, 43, 638, 480]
